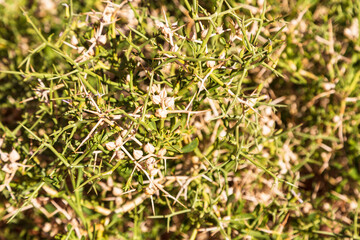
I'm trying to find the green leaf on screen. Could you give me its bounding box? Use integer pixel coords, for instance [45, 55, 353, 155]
[181, 138, 199, 153]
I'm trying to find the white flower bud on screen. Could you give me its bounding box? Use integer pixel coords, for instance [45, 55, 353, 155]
[158, 148, 167, 157]
[115, 136, 123, 147]
[115, 150, 125, 160]
[155, 108, 168, 119]
[105, 142, 116, 151]
[98, 35, 107, 45]
[144, 143, 155, 154]
[133, 150, 143, 160]
[159, 88, 167, 99]
[9, 149, 20, 162]
[152, 95, 161, 105]
[164, 97, 175, 109]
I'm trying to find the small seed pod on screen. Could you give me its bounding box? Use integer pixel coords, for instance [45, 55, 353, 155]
[105, 142, 116, 151]
[155, 108, 168, 119]
[158, 148, 167, 157]
[133, 150, 143, 160]
[9, 149, 20, 162]
[115, 135, 123, 147]
[164, 97, 175, 109]
[152, 95, 161, 105]
[144, 143, 155, 154]
[115, 150, 125, 160]
[98, 35, 107, 45]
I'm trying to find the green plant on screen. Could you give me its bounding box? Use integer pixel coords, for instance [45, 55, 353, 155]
[1, 0, 360, 239]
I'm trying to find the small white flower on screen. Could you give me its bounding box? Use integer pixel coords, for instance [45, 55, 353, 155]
[145, 185, 156, 195]
[201, 29, 208, 39]
[159, 88, 167, 99]
[264, 107, 272, 116]
[262, 125, 271, 136]
[158, 148, 167, 157]
[113, 186, 123, 196]
[115, 135, 123, 147]
[152, 95, 161, 105]
[105, 142, 116, 151]
[333, 115, 341, 123]
[150, 168, 159, 177]
[155, 108, 168, 119]
[88, 37, 96, 44]
[144, 143, 155, 154]
[9, 149, 20, 162]
[206, 60, 216, 68]
[267, 119, 275, 128]
[87, 48, 95, 56]
[151, 84, 160, 94]
[0, 151, 9, 162]
[219, 130, 227, 139]
[77, 46, 85, 54]
[71, 35, 78, 46]
[146, 157, 156, 166]
[133, 150, 143, 160]
[98, 35, 107, 45]
[115, 150, 125, 160]
[164, 97, 175, 109]
[323, 82, 335, 91]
